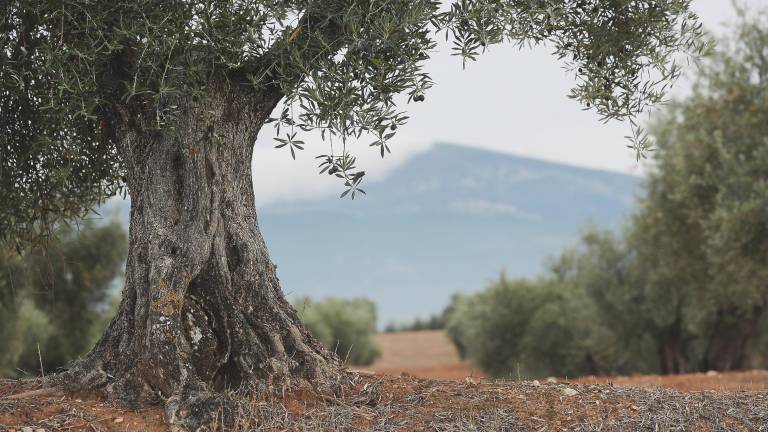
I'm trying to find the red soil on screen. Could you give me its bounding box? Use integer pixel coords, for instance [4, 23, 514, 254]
[359, 330, 484, 380]
[0, 381, 166, 432]
[2, 330, 766, 431]
[574, 369, 768, 392]
[3, 372, 766, 432]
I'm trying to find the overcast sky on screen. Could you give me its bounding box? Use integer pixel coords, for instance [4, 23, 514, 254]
[252, 0, 762, 206]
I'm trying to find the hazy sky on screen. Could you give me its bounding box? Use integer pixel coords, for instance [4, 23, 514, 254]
[252, 0, 762, 206]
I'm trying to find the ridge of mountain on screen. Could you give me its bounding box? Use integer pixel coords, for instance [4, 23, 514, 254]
[258, 143, 642, 325]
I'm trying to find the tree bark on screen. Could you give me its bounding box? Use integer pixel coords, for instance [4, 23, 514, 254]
[58, 88, 344, 429]
[657, 333, 688, 375]
[703, 306, 763, 371]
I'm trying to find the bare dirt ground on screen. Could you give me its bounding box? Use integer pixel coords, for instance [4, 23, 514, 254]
[574, 370, 768, 392]
[0, 379, 166, 432]
[2, 330, 767, 431]
[360, 330, 485, 380]
[2, 373, 767, 431]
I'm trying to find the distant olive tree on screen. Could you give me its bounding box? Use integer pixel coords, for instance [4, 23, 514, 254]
[294, 297, 380, 366]
[383, 313, 446, 333]
[444, 271, 643, 379]
[0, 222, 126, 377]
[632, 6, 768, 371]
[550, 228, 680, 375]
[447, 8, 768, 378]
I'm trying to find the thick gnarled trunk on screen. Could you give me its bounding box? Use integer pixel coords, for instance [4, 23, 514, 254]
[60, 90, 342, 428]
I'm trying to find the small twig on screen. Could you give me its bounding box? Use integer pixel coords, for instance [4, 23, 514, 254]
[3, 387, 60, 400]
[37, 343, 45, 378]
[343, 343, 354, 365]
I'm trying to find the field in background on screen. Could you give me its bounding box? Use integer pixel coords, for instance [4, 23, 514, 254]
[360, 330, 484, 380]
[364, 330, 768, 392]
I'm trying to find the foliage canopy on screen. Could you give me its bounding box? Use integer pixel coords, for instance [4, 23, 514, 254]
[1, 0, 708, 244]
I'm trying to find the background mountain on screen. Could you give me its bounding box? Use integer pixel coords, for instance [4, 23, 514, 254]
[103, 143, 641, 326]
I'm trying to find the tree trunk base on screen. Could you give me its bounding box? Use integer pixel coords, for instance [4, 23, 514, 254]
[45, 88, 352, 431]
[48, 179, 350, 430]
[53, 320, 350, 431]
[53, 368, 351, 431]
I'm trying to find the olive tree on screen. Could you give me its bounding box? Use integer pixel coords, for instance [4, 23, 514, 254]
[295, 296, 380, 366]
[550, 8, 768, 374]
[445, 275, 618, 379]
[635, 7, 768, 370]
[0, 222, 127, 377]
[559, 227, 691, 374]
[1, 0, 706, 428]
